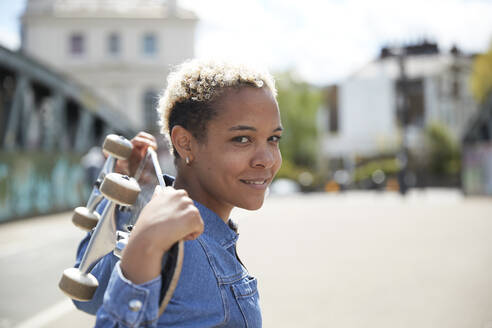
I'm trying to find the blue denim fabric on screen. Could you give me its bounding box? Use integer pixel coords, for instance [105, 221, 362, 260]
[72, 178, 261, 327]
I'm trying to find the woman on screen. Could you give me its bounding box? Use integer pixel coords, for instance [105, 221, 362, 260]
[75, 59, 283, 327]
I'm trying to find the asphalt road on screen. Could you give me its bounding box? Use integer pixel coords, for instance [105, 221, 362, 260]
[0, 212, 94, 328]
[1, 189, 492, 328]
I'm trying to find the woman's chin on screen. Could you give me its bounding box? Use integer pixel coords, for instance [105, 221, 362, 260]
[237, 197, 265, 211]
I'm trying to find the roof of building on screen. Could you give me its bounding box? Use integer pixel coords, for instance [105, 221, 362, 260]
[346, 41, 474, 81]
[348, 52, 472, 81]
[379, 40, 440, 59]
[23, 0, 197, 19]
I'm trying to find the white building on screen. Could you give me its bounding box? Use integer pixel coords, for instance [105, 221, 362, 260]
[320, 42, 478, 165]
[20, 0, 197, 131]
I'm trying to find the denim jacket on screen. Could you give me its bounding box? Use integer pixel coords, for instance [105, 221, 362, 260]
[73, 178, 262, 327]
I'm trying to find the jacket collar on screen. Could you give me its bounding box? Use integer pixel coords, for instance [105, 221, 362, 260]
[194, 201, 239, 249]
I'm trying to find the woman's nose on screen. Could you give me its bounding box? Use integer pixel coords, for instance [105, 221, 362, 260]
[251, 146, 276, 169]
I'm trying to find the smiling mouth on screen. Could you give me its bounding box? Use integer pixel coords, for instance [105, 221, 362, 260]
[240, 179, 267, 185]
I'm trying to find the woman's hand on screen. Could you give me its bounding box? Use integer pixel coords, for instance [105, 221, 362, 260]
[114, 131, 157, 177]
[120, 186, 204, 284]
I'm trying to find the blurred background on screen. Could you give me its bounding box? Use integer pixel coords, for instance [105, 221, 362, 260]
[1, 0, 492, 327]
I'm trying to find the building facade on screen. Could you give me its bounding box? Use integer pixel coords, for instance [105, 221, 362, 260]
[21, 0, 197, 131]
[320, 42, 478, 167]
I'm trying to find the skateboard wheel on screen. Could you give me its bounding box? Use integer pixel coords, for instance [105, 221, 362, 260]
[100, 173, 141, 206]
[58, 267, 99, 301]
[102, 134, 133, 160]
[72, 207, 100, 231]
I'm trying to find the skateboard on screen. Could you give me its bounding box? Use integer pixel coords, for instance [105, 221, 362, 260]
[71, 134, 133, 231]
[59, 134, 184, 316]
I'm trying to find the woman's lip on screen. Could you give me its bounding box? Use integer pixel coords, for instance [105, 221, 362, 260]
[240, 178, 270, 184]
[240, 179, 269, 190]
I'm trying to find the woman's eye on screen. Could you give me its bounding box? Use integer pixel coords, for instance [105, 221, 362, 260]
[269, 135, 282, 143]
[233, 136, 250, 143]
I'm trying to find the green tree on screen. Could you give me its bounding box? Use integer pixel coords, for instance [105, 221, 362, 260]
[424, 123, 461, 176]
[275, 72, 322, 179]
[471, 41, 492, 104]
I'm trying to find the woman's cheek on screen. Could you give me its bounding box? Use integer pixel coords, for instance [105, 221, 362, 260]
[274, 150, 282, 172]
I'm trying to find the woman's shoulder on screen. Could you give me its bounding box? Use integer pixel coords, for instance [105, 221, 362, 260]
[183, 237, 208, 259]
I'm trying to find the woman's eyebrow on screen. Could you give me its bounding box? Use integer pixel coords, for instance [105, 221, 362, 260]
[229, 125, 284, 132]
[229, 125, 256, 131]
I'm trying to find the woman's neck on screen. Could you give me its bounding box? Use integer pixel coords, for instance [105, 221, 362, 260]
[173, 170, 233, 223]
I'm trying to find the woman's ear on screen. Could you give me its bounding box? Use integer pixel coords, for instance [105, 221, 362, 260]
[170, 125, 193, 159]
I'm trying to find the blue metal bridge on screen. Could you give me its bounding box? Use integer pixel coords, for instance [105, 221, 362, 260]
[0, 44, 136, 222]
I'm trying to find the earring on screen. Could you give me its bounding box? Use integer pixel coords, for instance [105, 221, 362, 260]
[185, 156, 190, 165]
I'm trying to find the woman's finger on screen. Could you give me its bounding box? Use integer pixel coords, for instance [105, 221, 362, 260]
[132, 136, 157, 151]
[132, 132, 157, 147]
[135, 131, 156, 142]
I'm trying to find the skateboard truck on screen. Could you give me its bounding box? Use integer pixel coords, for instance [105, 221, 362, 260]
[59, 172, 141, 301]
[72, 134, 133, 231]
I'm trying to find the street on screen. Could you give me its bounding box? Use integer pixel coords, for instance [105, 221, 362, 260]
[1, 190, 492, 327]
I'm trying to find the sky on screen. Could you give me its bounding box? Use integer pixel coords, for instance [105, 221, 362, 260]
[1, 0, 492, 85]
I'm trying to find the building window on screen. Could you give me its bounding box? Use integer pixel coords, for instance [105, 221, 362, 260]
[142, 33, 157, 55]
[143, 89, 159, 131]
[396, 79, 424, 127]
[451, 64, 461, 99]
[70, 33, 85, 55]
[108, 33, 120, 56]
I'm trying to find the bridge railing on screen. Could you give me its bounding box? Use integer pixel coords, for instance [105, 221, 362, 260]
[0, 45, 137, 222]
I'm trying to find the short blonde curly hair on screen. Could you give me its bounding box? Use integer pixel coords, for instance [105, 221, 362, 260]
[157, 59, 277, 156]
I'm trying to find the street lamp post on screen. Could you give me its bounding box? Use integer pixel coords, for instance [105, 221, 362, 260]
[396, 47, 409, 195]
